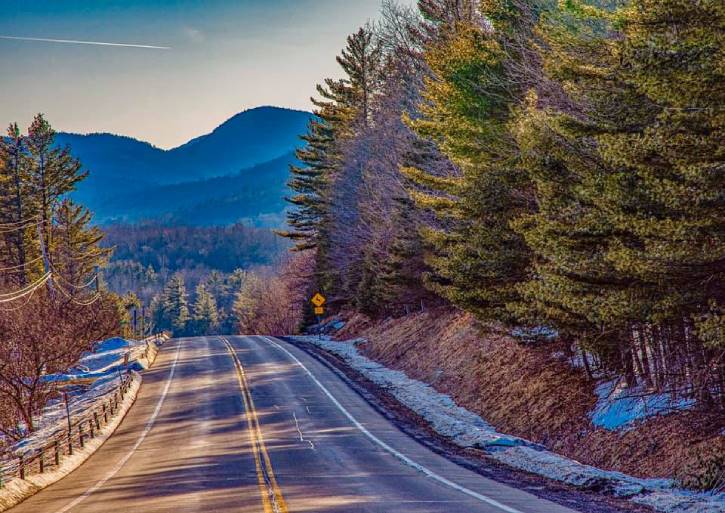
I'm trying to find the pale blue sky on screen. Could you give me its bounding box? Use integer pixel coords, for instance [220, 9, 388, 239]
[0, 1, 410, 148]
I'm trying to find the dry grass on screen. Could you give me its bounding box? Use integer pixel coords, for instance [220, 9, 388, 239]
[349, 307, 724, 483]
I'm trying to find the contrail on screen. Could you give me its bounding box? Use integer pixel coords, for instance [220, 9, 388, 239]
[0, 35, 170, 50]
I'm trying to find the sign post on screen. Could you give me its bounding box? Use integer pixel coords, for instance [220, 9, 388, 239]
[310, 293, 326, 340]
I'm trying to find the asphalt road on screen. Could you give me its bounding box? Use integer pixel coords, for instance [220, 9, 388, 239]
[10, 336, 584, 513]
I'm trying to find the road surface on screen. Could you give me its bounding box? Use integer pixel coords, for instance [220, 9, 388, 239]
[10, 336, 584, 513]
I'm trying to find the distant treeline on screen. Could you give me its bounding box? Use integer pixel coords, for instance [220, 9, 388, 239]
[103, 223, 286, 275]
[101, 223, 289, 334]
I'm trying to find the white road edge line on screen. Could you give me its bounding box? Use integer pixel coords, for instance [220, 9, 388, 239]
[52, 340, 184, 513]
[261, 337, 525, 513]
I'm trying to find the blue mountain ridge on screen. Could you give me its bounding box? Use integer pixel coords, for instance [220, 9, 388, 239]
[55, 106, 311, 226]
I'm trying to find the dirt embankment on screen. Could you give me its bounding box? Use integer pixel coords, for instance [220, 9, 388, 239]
[337, 308, 724, 484]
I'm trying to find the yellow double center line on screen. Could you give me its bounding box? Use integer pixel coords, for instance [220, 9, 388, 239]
[222, 338, 289, 513]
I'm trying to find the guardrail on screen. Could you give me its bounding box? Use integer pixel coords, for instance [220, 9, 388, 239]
[0, 332, 170, 488]
[0, 373, 134, 487]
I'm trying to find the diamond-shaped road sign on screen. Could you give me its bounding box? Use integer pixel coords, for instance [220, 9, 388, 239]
[311, 293, 326, 307]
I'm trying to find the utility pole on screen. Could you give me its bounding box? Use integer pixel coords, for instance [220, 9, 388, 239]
[37, 219, 53, 296]
[133, 308, 138, 338]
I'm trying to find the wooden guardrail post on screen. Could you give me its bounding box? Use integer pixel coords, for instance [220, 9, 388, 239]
[68, 426, 74, 456]
[79, 422, 85, 449]
[18, 455, 25, 480]
[94, 411, 100, 431]
[39, 448, 45, 473]
[54, 440, 60, 465]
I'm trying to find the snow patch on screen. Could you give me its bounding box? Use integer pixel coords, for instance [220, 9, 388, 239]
[591, 379, 695, 430]
[0, 334, 167, 510]
[294, 336, 530, 449]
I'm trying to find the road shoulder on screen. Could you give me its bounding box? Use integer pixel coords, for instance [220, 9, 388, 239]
[279, 336, 654, 513]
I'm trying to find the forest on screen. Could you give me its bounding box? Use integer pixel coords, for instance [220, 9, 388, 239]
[270, 0, 724, 414]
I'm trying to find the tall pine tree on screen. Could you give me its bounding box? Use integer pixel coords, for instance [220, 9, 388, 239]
[513, 0, 724, 396]
[280, 26, 383, 299]
[403, 5, 532, 325]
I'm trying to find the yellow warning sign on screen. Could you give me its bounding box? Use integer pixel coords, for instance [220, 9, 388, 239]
[310, 293, 326, 307]
[314, 306, 324, 315]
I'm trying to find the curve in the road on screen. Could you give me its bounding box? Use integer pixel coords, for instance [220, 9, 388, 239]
[7, 337, 588, 513]
[260, 336, 524, 513]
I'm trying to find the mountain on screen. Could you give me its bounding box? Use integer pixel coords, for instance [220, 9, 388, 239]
[97, 152, 298, 226]
[56, 106, 311, 225]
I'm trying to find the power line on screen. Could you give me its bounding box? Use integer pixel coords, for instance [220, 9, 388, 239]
[48, 261, 98, 291]
[0, 271, 52, 303]
[0, 255, 44, 272]
[0, 285, 40, 311]
[0, 214, 41, 229]
[52, 278, 102, 306]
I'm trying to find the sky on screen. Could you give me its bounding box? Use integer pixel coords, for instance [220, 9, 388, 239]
[0, 0, 410, 149]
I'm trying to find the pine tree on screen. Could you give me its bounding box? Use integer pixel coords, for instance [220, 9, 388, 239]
[512, 0, 724, 396]
[192, 283, 219, 335]
[280, 26, 383, 298]
[602, 0, 724, 339]
[0, 123, 36, 285]
[153, 275, 190, 335]
[378, 196, 431, 309]
[51, 199, 111, 299]
[24, 114, 88, 256]
[403, 9, 532, 324]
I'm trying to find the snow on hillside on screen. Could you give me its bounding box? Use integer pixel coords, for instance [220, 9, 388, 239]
[293, 336, 725, 513]
[590, 379, 695, 430]
[8, 337, 157, 456]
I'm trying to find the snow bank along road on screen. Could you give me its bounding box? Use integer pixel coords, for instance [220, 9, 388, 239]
[8, 337, 583, 513]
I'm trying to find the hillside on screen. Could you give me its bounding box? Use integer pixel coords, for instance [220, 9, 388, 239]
[90, 152, 298, 226]
[332, 309, 724, 488]
[57, 106, 311, 224]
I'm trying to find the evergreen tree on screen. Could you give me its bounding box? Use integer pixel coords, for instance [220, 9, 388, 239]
[512, 0, 724, 394]
[403, 8, 532, 324]
[280, 26, 383, 298]
[602, 0, 724, 342]
[0, 123, 36, 285]
[24, 114, 87, 257]
[378, 196, 431, 309]
[192, 283, 219, 335]
[51, 199, 111, 299]
[152, 275, 190, 335]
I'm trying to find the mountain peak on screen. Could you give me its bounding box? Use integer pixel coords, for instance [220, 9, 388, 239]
[57, 106, 312, 224]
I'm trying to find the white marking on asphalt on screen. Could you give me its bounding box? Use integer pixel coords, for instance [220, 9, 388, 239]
[262, 337, 526, 513]
[52, 340, 184, 513]
[293, 411, 315, 450]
